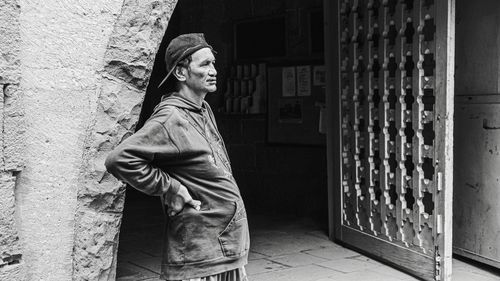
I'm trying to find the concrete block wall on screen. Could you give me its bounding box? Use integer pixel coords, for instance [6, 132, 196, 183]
[218, 115, 328, 220]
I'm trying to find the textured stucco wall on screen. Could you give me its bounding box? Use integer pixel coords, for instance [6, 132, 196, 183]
[10, 0, 177, 280]
[0, 0, 25, 280]
[73, 0, 177, 280]
[16, 1, 124, 280]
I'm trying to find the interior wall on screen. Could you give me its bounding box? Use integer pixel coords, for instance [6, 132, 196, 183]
[168, 0, 322, 109]
[172, 0, 327, 220]
[455, 0, 500, 95]
[453, 0, 500, 268]
[133, 0, 328, 220]
[218, 116, 328, 219]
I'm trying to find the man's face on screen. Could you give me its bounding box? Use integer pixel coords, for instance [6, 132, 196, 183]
[184, 47, 217, 94]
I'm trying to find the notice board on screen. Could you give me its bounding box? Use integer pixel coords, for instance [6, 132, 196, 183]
[267, 65, 326, 145]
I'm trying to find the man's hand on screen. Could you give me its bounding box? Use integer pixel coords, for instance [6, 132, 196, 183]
[165, 184, 201, 217]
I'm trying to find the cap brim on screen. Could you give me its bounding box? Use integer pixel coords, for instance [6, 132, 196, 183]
[158, 67, 176, 88]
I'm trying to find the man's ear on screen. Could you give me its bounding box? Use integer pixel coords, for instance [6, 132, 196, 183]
[173, 66, 187, 82]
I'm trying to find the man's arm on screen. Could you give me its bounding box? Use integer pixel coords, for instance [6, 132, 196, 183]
[104, 119, 201, 216]
[105, 120, 181, 196]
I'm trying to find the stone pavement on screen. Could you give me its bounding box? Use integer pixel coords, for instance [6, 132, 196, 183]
[117, 209, 500, 281]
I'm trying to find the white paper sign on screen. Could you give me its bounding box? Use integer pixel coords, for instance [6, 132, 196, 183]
[297, 65, 311, 96]
[282, 67, 296, 97]
[313, 65, 326, 86]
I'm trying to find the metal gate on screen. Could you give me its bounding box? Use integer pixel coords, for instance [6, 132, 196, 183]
[325, 0, 455, 280]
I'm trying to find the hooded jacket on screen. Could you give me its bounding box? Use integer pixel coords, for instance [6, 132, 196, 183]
[105, 93, 249, 280]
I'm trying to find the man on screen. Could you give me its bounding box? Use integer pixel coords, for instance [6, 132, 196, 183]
[105, 33, 249, 281]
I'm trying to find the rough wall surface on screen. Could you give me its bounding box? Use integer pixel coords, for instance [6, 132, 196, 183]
[0, 0, 25, 280]
[73, 0, 177, 280]
[16, 1, 124, 280]
[7, 0, 175, 279]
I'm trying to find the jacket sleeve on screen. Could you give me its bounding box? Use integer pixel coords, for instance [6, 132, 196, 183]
[104, 119, 181, 196]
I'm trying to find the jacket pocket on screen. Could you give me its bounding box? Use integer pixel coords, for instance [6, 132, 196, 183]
[166, 206, 223, 264]
[218, 201, 250, 257]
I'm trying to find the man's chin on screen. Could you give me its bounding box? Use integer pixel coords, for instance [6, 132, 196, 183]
[207, 86, 217, 93]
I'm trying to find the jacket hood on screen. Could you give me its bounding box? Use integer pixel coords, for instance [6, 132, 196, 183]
[154, 92, 207, 114]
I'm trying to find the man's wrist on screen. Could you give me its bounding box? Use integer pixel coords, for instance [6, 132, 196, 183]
[168, 180, 181, 195]
[162, 180, 181, 203]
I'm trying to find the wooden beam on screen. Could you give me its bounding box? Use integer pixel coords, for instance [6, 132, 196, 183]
[324, 0, 341, 241]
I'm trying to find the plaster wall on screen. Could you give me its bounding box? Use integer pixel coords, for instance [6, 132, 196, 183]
[1, 0, 26, 280]
[16, 1, 124, 280]
[74, 0, 177, 279]
[4, 0, 178, 280]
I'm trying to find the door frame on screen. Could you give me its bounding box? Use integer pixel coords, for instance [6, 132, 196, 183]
[324, 0, 342, 242]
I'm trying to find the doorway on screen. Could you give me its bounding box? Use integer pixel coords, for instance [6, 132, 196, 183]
[114, 1, 500, 281]
[116, 0, 329, 279]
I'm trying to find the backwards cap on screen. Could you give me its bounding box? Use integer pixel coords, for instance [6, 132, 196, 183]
[158, 33, 214, 88]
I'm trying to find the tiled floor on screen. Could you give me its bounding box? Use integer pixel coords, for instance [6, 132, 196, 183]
[116, 200, 500, 281]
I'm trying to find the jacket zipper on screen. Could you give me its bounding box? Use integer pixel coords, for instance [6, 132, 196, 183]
[183, 109, 232, 173]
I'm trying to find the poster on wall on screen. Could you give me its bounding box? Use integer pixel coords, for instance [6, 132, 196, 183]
[313, 65, 326, 86]
[282, 66, 296, 97]
[268, 65, 325, 145]
[278, 98, 303, 124]
[297, 65, 311, 96]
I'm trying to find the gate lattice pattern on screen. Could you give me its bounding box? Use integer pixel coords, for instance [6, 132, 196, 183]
[340, 0, 438, 254]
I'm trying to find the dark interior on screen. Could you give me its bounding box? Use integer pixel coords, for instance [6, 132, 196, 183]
[123, 0, 328, 231]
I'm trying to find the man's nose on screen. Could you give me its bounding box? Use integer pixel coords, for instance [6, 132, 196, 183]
[208, 65, 217, 76]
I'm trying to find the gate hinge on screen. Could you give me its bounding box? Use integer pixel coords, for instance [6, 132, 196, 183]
[437, 172, 443, 191]
[436, 214, 442, 234]
[435, 246, 442, 281]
